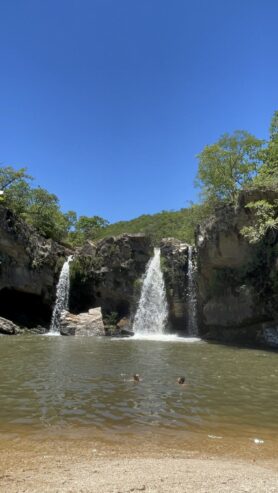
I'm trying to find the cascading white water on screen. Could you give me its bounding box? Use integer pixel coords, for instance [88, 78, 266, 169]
[187, 246, 198, 336]
[133, 248, 168, 335]
[49, 255, 73, 334]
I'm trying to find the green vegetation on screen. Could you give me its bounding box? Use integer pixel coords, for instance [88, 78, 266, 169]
[196, 131, 263, 204]
[1, 110, 277, 246]
[94, 203, 211, 243]
[253, 110, 278, 188]
[241, 199, 278, 243]
[240, 111, 278, 243]
[0, 167, 108, 243]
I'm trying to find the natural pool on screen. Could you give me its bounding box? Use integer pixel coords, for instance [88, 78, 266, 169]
[0, 335, 277, 454]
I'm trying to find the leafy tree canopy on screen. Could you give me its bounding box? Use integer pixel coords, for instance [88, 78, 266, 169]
[0, 165, 108, 243]
[195, 131, 263, 204]
[254, 111, 278, 188]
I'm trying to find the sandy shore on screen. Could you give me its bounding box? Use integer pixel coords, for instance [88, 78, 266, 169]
[1, 436, 278, 493]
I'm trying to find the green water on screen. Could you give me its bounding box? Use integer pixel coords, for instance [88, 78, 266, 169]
[0, 336, 277, 443]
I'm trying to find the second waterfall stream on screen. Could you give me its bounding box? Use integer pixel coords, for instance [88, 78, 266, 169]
[132, 248, 168, 335]
[49, 255, 73, 334]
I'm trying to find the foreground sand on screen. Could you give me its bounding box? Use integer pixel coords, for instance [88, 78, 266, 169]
[1, 436, 278, 493]
[2, 456, 278, 493]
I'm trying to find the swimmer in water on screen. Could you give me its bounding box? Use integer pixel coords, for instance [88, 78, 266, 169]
[177, 376, 186, 385]
[133, 374, 140, 383]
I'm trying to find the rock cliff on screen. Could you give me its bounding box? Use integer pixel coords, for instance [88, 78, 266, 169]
[0, 206, 70, 328]
[196, 189, 278, 347]
[1, 191, 277, 348]
[69, 234, 153, 322]
[160, 238, 190, 332]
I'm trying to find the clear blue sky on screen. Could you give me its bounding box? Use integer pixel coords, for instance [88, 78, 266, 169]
[0, 0, 277, 222]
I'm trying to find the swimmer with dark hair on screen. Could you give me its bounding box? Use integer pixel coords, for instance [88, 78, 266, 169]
[177, 377, 186, 385]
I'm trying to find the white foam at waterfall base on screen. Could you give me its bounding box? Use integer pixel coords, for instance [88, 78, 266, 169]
[131, 333, 201, 342]
[48, 255, 73, 334]
[132, 248, 168, 335]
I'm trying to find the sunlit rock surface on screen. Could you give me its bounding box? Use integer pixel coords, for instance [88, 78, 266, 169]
[0, 316, 20, 335]
[60, 307, 105, 336]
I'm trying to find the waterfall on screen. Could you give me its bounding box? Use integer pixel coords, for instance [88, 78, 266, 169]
[133, 248, 168, 335]
[49, 255, 73, 334]
[187, 246, 198, 336]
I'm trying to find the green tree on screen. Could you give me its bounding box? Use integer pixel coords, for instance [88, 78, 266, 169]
[0, 166, 31, 191]
[0, 165, 109, 244]
[195, 131, 263, 203]
[22, 187, 70, 241]
[68, 215, 109, 245]
[0, 166, 32, 213]
[241, 112, 278, 243]
[241, 199, 278, 243]
[255, 111, 278, 188]
[76, 216, 109, 238]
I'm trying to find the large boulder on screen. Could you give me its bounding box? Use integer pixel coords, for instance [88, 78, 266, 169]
[0, 316, 20, 335]
[60, 307, 105, 336]
[196, 189, 278, 347]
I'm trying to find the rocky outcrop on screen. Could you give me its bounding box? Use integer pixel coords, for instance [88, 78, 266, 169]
[0, 208, 153, 332]
[105, 317, 134, 337]
[0, 316, 20, 335]
[197, 189, 278, 347]
[60, 307, 105, 336]
[70, 234, 153, 321]
[0, 206, 71, 328]
[160, 238, 190, 332]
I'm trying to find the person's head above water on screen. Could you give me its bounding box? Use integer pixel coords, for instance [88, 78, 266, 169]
[177, 377, 185, 384]
[133, 374, 140, 382]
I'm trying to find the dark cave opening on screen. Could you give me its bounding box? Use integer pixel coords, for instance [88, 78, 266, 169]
[0, 288, 51, 328]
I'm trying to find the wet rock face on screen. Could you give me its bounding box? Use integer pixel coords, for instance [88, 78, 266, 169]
[70, 234, 153, 321]
[197, 190, 278, 346]
[0, 206, 70, 328]
[160, 238, 189, 333]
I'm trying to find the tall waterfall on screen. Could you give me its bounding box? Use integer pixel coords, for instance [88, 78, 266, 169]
[187, 246, 198, 336]
[133, 248, 168, 335]
[49, 255, 73, 334]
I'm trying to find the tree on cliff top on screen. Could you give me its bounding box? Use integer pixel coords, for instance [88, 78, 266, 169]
[0, 164, 109, 244]
[195, 131, 263, 204]
[241, 111, 278, 243]
[0, 166, 32, 214]
[254, 110, 278, 188]
[68, 215, 109, 245]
